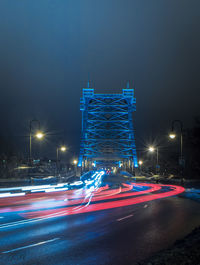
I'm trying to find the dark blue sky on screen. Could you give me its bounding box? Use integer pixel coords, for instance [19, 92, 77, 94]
[0, 0, 200, 158]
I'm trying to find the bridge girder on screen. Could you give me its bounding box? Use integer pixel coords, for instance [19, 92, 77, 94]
[78, 87, 138, 170]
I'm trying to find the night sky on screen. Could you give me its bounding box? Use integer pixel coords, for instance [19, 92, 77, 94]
[0, 0, 200, 158]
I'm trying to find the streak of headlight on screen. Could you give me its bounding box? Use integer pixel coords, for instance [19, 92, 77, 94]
[0, 187, 23, 192]
[23, 184, 185, 220]
[45, 187, 69, 193]
[0, 192, 25, 198]
[0, 183, 68, 193]
[31, 189, 47, 193]
[22, 185, 52, 191]
[23, 183, 67, 191]
[69, 181, 83, 186]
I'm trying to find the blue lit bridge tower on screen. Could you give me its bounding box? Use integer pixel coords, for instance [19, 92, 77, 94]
[78, 85, 138, 171]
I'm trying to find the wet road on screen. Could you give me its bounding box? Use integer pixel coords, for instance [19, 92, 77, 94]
[0, 174, 199, 265]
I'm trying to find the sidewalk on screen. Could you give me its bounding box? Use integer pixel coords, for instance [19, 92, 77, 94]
[139, 226, 200, 265]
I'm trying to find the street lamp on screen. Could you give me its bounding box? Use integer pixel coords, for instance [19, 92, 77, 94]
[56, 146, 67, 163]
[148, 146, 155, 152]
[35, 131, 44, 139]
[138, 160, 143, 175]
[148, 146, 159, 173]
[138, 160, 143, 166]
[169, 119, 184, 168]
[169, 133, 176, 139]
[56, 146, 67, 175]
[73, 160, 78, 165]
[60, 146, 66, 152]
[29, 120, 45, 162]
[73, 159, 78, 176]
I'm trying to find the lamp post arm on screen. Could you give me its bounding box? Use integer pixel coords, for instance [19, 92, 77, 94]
[171, 120, 183, 132]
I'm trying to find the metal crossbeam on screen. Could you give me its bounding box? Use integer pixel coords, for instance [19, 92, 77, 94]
[78, 87, 138, 169]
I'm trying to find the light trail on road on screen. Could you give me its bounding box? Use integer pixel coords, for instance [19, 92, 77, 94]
[22, 183, 184, 220]
[1, 173, 198, 265]
[0, 171, 185, 227]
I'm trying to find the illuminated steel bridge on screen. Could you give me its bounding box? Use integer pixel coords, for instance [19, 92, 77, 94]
[78, 85, 138, 170]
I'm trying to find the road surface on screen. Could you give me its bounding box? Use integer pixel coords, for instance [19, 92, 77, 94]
[0, 173, 199, 265]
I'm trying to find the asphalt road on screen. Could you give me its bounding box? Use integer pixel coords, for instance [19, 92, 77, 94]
[0, 174, 199, 265]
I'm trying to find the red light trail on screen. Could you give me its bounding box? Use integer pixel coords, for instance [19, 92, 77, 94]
[0, 182, 185, 222]
[0, 182, 185, 224]
[21, 183, 184, 220]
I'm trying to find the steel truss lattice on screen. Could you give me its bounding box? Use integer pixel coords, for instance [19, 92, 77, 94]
[78, 87, 138, 169]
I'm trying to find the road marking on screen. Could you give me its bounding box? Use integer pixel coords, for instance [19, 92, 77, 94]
[2, 238, 59, 254]
[117, 214, 133, 222]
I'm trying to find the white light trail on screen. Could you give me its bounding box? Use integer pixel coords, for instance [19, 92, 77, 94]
[0, 192, 25, 198]
[45, 187, 69, 193]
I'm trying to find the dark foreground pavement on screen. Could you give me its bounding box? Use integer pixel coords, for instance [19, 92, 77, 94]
[140, 226, 200, 265]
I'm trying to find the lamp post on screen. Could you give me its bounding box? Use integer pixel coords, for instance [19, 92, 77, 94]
[73, 159, 78, 176]
[56, 146, 66, 175]
[148, 146, 159, 173]
[169, 120, 183, 162]
[29, 119, 44, 163]
[169, 120, 185, 180]
[138, 160, 143, 175]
